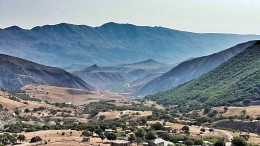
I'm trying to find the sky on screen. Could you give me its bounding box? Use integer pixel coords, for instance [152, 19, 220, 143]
[1, 0, 260, 34]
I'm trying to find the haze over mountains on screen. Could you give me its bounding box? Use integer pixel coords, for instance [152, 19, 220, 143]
[0, 54, 93, 90]
[146, 41, 260, 108]
[1, 22, 260, 68]
[135, 41, 256, 96]
[72, 59, 172, 92]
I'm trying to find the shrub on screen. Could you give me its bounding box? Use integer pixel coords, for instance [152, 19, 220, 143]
[231, 136, 247, 146]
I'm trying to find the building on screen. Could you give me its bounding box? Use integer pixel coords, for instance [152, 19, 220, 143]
[240, 132, 250, 139]
[111, 140, 131, 146]
[105, 129, 116, 134]
[82, 137, 90, 142]
[148, 138, 173, 146]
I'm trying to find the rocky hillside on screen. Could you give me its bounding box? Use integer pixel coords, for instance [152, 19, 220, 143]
[0, 54, 93, 90]
[146, 41, 260, 109]
[1, 22, 260, 67]
[136, 41, 255, 96]
[215, 120, 260, 133]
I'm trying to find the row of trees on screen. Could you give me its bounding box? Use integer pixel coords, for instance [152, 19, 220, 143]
[0, 133, 25, 145]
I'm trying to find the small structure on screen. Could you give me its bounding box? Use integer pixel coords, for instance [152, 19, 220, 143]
[105, 129, 116, 134]
[240, 132, 250, 139]
[111, 140, 131, 146]
[82, 137, 90, 142]
[65, 102, 72, 105]
[148, 138, 173, 146]
[125, 130, 132, 134]
[164, 126, 172, 133]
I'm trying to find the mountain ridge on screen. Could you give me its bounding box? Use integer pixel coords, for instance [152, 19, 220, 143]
[1, 22, 260, 67]
[146, 40, 260, 109]
[135, 41, 256, 96]
[0, 53, 93, 91]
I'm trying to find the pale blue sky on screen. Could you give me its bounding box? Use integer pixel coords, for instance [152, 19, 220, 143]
[1, 0, 260, 34]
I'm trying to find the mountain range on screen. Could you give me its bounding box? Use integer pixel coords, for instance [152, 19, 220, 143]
[146, 41, 260, 109]
[1, 22, 260, 68]
[72, 59, 171, 92]
[0, 54, 93, 90]
[134, 41, 256, 97]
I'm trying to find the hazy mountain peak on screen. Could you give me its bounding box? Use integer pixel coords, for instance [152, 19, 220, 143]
[143, 59, 160, 64]
[4, 25, 23, 31]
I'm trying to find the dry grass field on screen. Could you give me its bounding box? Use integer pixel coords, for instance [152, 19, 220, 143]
[21, 85, 127, 106]
[0, 91, 26, 110]
[97, 110, 152, 120]
[147, 121, 231, 141]
[16, 130, 111, 146]
[207, 106, 260, 118]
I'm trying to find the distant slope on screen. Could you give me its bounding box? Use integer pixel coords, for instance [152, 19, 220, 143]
[73, 59, 171, 91]
[73, 64, 126, 90]
[136, 41, 256, 96]
[1, 22, 260, 67]
[0, 54, 93, 90]
[146, 41, 260, 108]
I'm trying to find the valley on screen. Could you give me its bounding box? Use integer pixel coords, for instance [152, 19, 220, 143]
[0, 18, 260, 146]
[1, 41, 260, 146]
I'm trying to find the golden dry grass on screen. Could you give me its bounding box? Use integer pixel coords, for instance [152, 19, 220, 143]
[17, 130, 112, 146]
[97, 110, 152, 120]
[21, 84, 126, 106]
[212, 106, 260, 118]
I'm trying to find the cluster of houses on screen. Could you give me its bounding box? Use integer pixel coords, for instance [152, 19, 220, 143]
[106, 126, 176, 146]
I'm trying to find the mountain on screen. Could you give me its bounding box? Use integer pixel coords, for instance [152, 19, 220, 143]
[0, 54, 93, 90]
[135, 41, 256, 96]
[1, 22, 260, 67]
[146, 41, 260, 109]
[72, 59, 172, 92]
[73, 64, 126, 90]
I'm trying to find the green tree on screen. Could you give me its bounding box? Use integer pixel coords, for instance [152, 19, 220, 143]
[182, 126, 189, 132]
[135, 128, 146, 139]
[224, 106, 228, 113]
[106, 133, 117, 141]
[200, 128, 205, 133]
[151, 122, 164, 130]
[145, 131, 157, 140]
[128, 134, 136, 143]
[17, 134, 25, 143]
[231, 137, 247, 146]
[214, 139, 225, 146]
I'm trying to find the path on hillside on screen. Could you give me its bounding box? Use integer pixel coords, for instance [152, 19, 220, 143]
[213, 128, 233, 146]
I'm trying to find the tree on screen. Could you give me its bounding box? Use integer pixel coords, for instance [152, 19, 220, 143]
[209, 128, 214, 133]
[193, 138, 203, 145]
[203, 107, 211, 115]
[128, 134, 136, 143]
[135, 128, 146, 139]
[14, 108, 20, 115]
[241, 110, 247, 116]
[82, 131, 92, 137]
[145, 131, 157, 140]
[106, 133, 117, 141]
[151, 122, 164, 130]
[231, 136, 247, 146]
[99, 133, 105, 142]
[24, 108, 31, 113]
[200, 128, 205, 133]
[214, 139, 225, 146]
[29, 136, 42, 143]
[182, 126, 189, 132]
[224, 106, 228, 113]
[17, 134, 25, 143]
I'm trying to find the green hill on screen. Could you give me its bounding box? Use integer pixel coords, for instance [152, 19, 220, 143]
[146, 41, 260, 109]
